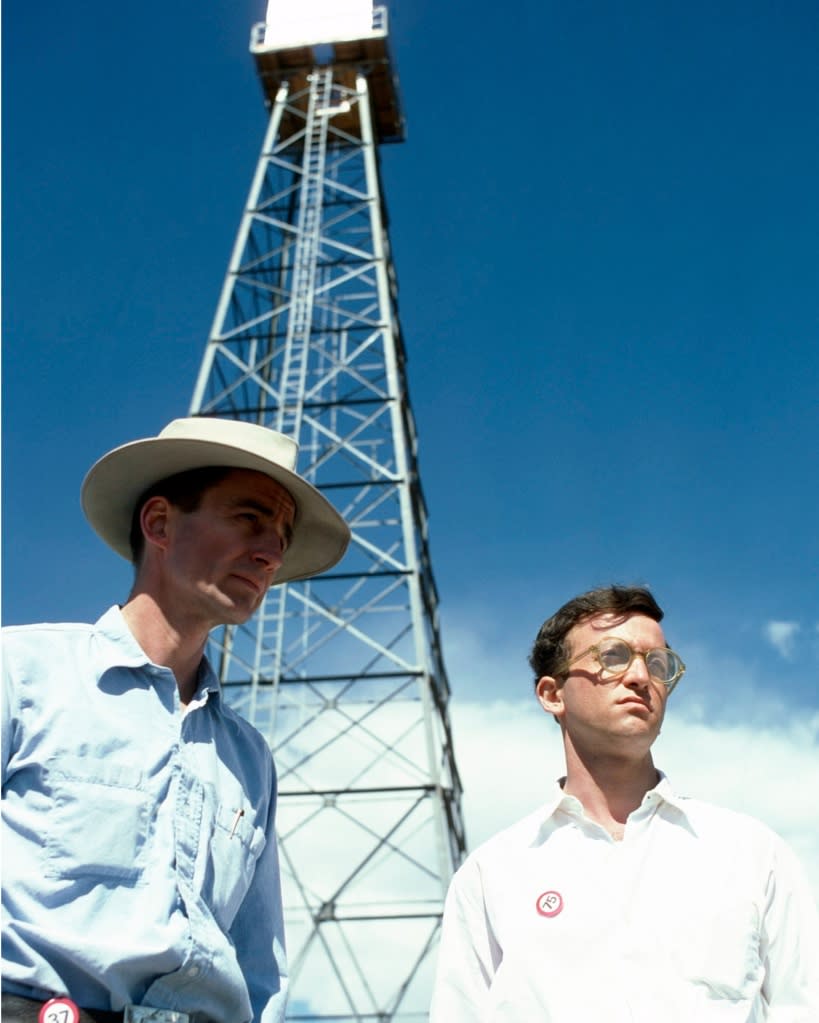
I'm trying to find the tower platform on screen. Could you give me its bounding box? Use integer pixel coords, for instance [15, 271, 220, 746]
[251, 5, 405, 144]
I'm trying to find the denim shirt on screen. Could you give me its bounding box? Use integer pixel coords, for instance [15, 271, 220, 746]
[1, 607, 288, 1023]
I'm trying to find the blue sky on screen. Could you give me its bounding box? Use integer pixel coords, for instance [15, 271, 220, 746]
[4, 1, 818, 887]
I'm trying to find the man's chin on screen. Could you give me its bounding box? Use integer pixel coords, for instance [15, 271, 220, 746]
[205, 588, 263, 627]
[224, 597, 263, 625]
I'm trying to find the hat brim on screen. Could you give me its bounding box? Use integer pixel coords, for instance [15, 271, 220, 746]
[81, 435, 350, 584]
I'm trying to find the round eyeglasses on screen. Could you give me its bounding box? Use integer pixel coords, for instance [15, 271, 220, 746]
[561, 637, 686, 690]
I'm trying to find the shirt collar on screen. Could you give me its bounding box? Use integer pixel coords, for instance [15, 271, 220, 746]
[192, 656, 220, 700]
[528, 781, 577, 837]
[92, 605, 220, 699]
[650, 770, 695, 822]
[93, 605, 153, 670]
[533, 770, 694, 835]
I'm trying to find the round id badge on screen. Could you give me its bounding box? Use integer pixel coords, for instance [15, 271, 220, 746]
[38, 997, 81, 1023]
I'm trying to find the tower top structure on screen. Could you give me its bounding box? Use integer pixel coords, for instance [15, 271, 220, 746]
[251, 0, 404, 143]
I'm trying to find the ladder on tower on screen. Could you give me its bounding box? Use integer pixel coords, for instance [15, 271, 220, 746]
[276, 69, 333, 439]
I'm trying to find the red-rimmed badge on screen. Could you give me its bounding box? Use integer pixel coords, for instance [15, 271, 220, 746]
[38, 997, 81, 1023]
[535, 890, 564, 917]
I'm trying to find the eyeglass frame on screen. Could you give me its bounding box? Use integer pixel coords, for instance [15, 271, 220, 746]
[558, 637, 686, 691]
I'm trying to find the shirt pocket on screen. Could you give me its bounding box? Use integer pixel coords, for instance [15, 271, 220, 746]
[666, 884, 762, 999]
[44, 756, 150, 883]
[202, 802, 267, 931]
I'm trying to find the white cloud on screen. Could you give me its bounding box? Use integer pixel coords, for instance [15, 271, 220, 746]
[440, 607, 819, 900]
[270, 688, 819, 1017]
[763, 620, 801, 659]
[448, 696, 819, 904]
[266, 609, 819, 1017]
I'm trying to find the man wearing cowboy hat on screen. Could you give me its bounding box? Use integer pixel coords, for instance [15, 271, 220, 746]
[1, 418, 350, 1023]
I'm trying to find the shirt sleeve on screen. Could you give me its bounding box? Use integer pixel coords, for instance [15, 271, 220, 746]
[429, 857, 501, 1023]
[2, 634, 21, 781]
[229, 755, 289, 1023]
[760, 835, 819, 1019]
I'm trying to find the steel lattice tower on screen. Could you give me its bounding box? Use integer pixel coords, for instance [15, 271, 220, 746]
[188, 4, 466, 1020]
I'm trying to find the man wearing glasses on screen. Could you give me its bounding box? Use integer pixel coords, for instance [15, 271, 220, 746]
[430, 585, 819, 1021]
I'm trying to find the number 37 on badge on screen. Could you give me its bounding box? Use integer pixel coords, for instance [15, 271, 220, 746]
[39, 997, 81, 1023]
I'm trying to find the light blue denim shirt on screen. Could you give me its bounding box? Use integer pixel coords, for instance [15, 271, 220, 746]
[1, 606, 287, 1023]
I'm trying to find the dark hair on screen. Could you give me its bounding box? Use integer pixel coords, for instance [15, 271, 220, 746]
[128, 466, 234, 564]
[528, 585, 664, 686]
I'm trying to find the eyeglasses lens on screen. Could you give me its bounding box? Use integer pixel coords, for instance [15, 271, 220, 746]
[597, 640, 632, 673]
[646, 650, 673, 681]
[597, 640, 678, 684]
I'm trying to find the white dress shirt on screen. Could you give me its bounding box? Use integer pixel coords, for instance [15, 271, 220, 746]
[430, 775, 819, 1022]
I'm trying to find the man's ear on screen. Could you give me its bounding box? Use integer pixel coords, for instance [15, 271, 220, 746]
[536, 675, 564, 719]
[140, 496, 172, 553]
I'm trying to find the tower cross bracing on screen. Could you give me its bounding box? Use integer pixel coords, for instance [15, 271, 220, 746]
[189, 6, 466, 1020]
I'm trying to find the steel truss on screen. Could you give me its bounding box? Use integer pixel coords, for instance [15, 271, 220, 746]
[189, 31, 466, 1022]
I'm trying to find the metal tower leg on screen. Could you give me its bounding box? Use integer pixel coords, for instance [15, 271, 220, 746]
[189, 61, 466, 1022]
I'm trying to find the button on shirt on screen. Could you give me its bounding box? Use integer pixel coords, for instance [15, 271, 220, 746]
[430, 777, 819, 1022]
[1, 607, 288, 1023]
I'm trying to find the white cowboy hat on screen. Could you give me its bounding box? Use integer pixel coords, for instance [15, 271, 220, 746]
[80, 417, 350, 584]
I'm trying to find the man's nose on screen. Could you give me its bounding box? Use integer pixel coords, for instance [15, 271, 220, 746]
[251, 533, 286, 572]
[622, 653, 651, 687]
